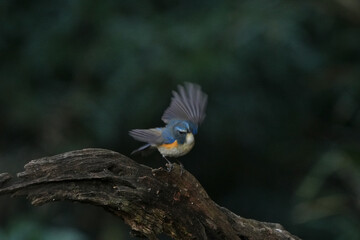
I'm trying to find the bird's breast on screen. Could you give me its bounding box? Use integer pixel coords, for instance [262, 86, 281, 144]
[157, 133, 195, 157]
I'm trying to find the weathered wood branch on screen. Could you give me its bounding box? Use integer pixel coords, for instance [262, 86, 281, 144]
[0, 148, 300, 240]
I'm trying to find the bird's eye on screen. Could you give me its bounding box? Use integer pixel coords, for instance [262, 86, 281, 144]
[177, 129, 186, 134]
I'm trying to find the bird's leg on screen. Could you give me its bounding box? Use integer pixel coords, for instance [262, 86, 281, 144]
[176, 160, 184, 176]
[162, 155, 173, 172]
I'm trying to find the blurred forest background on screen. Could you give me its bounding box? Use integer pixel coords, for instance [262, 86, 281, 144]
[1, 0, 360, 239]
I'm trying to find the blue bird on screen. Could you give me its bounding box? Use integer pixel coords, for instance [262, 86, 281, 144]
[129, 82, 207, 170]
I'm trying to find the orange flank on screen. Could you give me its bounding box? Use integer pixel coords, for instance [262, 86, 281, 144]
[160, 140, 178, 149]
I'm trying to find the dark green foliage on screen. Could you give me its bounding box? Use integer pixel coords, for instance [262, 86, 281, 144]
[0, 0, 359, 239]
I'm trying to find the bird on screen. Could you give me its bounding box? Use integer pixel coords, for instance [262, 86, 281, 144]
[129, 82, 207, 171]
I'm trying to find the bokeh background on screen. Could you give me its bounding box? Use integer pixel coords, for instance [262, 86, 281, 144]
[1, 0, 360, 239]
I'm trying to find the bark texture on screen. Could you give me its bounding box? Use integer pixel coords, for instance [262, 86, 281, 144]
[0, 148, 301, 240]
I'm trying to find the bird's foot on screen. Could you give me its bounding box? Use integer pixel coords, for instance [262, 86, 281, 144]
[163, 155, 174, 172]
[165, 162, 174, 172]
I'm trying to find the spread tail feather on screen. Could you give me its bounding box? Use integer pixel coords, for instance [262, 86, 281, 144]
[129, 128, 164, 145]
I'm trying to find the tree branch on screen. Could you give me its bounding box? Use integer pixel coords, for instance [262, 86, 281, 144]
[0, 148, 300, 240]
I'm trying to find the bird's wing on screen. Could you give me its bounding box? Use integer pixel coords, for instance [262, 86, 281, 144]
[129, 128, 164, 145]
[161, 82, 208, 126]
[130, 143, 152, 155]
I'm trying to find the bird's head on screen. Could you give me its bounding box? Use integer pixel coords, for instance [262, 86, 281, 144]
[171, 121, 196, 144]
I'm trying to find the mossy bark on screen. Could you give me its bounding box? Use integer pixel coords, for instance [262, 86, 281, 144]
[0, 148, 300, 240]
